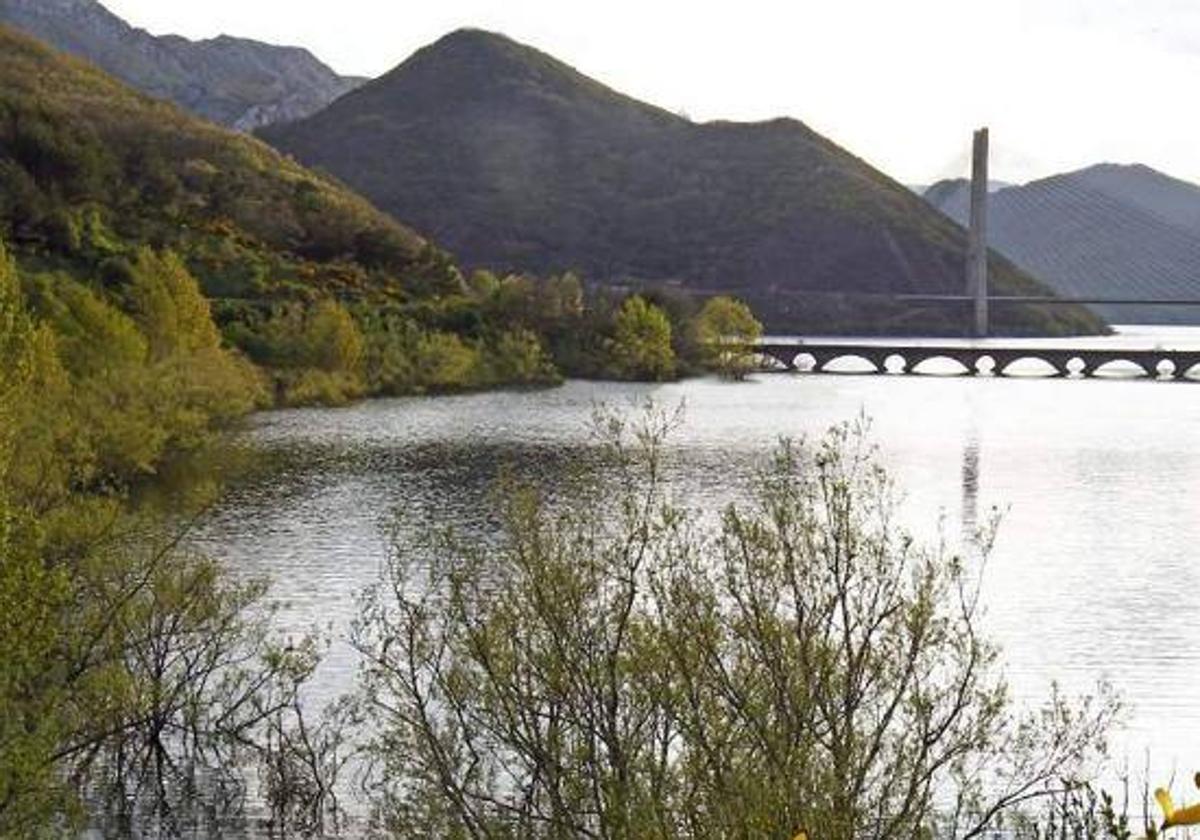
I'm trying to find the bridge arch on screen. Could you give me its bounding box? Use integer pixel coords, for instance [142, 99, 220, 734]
[1088, 358, 1155, 378]
[906, 354, 973, 376]
[818, 353, 887, 374]
[993, 355, 1067, 377]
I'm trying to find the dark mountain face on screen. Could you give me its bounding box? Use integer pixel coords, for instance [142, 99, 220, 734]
[925, 165, 1200, 324]
[1073, 163, 1200, 233]
[260, 29, 1102, 335]
[0, 0, 364, 130]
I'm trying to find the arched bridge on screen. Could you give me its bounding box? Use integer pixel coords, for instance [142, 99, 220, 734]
[754, 341, 1200, 380]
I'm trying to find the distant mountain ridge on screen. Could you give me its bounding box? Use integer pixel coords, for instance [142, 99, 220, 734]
[0, 0, 364, 129]
[261, 28, 1102, 335]
[924, 164, 1200, 324]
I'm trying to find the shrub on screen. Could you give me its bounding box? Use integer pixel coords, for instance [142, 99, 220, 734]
[607, 294, 676, 381]
[696, 295, 763, 379]
[487, 328, 559, 386]
[354, 410, 1117, 839]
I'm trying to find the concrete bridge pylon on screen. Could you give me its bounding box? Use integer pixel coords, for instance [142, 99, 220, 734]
[967, 128, 989, 339]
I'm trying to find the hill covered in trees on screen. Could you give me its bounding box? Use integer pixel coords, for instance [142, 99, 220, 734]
[925, 164, 1200, 324]
[0, 0, 364, 130]
[261, 29, 1103, 336]
[0, 24, 747, 410]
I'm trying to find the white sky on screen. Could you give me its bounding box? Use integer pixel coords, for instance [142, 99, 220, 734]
[101, 0, 1200, 186]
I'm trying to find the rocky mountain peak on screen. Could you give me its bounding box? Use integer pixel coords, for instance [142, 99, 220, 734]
[0, 0, 363, 130]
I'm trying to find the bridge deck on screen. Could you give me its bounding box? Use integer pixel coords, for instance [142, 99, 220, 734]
[752, 340, 1200, 379]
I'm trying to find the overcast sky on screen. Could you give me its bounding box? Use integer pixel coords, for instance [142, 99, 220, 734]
[101, 0, 1200, 187]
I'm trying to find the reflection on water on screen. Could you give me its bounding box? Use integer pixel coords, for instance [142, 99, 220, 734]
[961, 429, 981, 537]
[193, 344, 1200, 825]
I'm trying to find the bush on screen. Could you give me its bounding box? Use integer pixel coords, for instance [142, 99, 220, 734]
[0, 235, 326, 835]
[696, 295, 763, 379]
[278, 368, 364, 407]
[607, 294, 677, 381]
[354, 410, 1117, 839]
[486, 328, 559, 386]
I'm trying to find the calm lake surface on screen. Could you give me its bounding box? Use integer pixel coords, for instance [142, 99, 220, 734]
[194, 326, 1200, 795]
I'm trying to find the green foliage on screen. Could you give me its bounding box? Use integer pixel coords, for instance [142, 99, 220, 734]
[0, 242, 78, 832]
[229, 299, 366, 404]
[696, 294, 763, 379]
[0, 237, 262, 515]
[0, 30, 767, 402]
[0, 504, 77, 836]
[125, 247, 222, 359]
[361, 316, 479, 395]
[410, 329, 481, 390]
[1010, 784, 1141, 840]
[275, 368, 363, 407]
[24, 271, 147, 377]
[0, 233, 328, 836]
[487, 328, 558, 386]
[0, 26, 433, 312]
[306, 299, 365, 374]
[0, 241, 31, 438]
[608, 294, 676, 380]
[355, 409, 1118, 839]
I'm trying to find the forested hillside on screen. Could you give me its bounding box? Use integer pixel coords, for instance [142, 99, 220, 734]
[1, 24, 747, 418]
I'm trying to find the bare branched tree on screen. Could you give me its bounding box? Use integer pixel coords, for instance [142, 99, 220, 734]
[353, 407, 1119, 839]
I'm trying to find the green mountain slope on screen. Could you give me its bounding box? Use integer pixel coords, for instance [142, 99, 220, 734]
[261, 29, 1103, 335]
[0, 23, 452, 302]
[0, 0, 364, 130]
[0, 23, 502, 406]
[0, 26, 741, 405]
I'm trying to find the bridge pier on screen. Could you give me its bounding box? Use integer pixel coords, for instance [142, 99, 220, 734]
[1176, 354, 1200, 379]
[967, 128, 990, 338]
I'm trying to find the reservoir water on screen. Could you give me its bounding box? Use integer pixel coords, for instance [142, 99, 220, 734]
[194, 327, 1200, 807]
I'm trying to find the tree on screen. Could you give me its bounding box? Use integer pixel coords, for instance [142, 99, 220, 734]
[0, 241, 31, 441]
[411, 330, 480, 391]
[362, 315, 486, 396]
[306, 300, 365, 376]
[0, 238, 313, 835]
[608, 295, 676, 381]
[354, 408, 1117, 839]
[0, 241, 77, 834]
[487, 328, 559, 386]
[696, 295, 762, 379]
[126, 247, 222, 360]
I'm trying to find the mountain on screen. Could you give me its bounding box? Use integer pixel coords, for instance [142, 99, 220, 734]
[260, 29, 1102, 336]
[1073, 163, 1200, 233]
[924, 164, 1200, 324]
[0, 0, 364, 130]
[0, 25, 751, 401]
[0, 23, 453, 306]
